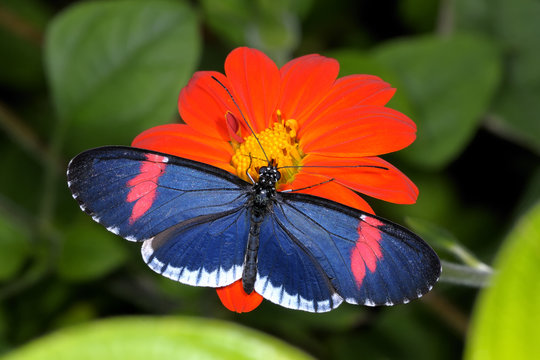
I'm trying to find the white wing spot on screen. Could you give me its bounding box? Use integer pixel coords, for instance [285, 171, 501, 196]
[140, 239, 241, 287]
[124, 235, 138, 242]
[107, 226, 120, 235]
[364, 299, 376, 307]
[255, 275, 343, 312]
[345, 297, 359, 304]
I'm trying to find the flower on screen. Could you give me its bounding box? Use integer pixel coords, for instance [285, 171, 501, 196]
[132, 47, 418, 313]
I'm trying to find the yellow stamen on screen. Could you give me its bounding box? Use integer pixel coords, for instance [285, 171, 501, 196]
[231, 111, 302, 184]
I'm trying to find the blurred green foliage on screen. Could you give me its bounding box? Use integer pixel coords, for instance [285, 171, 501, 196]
[0, 0, 539, 359]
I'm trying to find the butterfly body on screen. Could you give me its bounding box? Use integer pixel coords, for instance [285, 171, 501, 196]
[67, 146, 440, 312]
[242, 165, 281, 294]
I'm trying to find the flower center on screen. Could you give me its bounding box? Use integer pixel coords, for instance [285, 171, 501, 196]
[231, 110, 303, 184]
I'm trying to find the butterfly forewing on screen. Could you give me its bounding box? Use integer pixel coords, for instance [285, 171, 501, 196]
[67, 146, 250, 242]
[257, 192, 441, 310]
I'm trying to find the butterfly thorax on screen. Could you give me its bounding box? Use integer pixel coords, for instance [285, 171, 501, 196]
[242, 164, 281, 294]
[251, 165, 280, 210]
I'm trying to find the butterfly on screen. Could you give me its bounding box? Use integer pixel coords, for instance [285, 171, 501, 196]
[67, 145, 441, 312]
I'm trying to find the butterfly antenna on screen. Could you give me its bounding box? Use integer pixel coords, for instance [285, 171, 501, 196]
[246, 154, 256, 184]
[278, 164, 390, 171]
[280, 164, 388, 193]
[281, 178, 336, 193]
[211, 76, 269, 164]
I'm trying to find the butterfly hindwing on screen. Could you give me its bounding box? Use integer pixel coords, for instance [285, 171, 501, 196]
[141, 207, 250, 287]
[257, 192, 440, 311]
[255, 214, 343, 312]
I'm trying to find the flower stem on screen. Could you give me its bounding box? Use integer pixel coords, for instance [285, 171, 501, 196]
[440, 260, 493, 288]
[0, 4, 43, 46]
[437, 0, 455, 37]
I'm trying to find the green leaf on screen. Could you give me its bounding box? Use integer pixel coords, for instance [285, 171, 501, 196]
[0, 213, 30, 280]
[201, 0, 308, 64]
[3, 316, 313, 360]
[373, 34, 501, 169]
[57, 219, 127, 281]
[45, 0, 200, 151]
[464, 200, 540, 359]
[455, 0, 540, 155]
[487, 0, 540, 155]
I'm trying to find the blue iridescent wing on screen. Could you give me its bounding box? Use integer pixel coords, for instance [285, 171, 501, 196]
[255, 192, 441, 312]
[67, 146, 250, 287]
[140, 207, 250, 287]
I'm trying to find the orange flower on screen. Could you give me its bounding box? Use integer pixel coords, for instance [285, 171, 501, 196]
[132, 47, 418, 313]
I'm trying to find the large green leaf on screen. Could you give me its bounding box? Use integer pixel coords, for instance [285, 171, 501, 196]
[455, 0, 540, 154]
[3, 316, 313, 360]
[200, 0, 310, 64]
[373, 34, 501, 169]
[45, 0, 200, 151]
[464, 200, 540, 359]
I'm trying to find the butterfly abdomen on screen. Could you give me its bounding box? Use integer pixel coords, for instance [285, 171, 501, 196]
[242, 216, 262, 294]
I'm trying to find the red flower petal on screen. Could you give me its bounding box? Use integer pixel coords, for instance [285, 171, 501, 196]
[178, 71, 239, 142]
[299, 75, 396, 136]
[278, 54, 339, 125]
[216, 280, 263, 313]
[224, 47, 280, 133]
[300, 105, 416, 157]
[132, 124, 235, 173]
[280, 173, 374, 213]
[301, 155, 419, 204]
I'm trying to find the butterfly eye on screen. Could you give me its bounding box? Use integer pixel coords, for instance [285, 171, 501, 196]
[275, 171, 281, 180]
[259, 167, 267, 175]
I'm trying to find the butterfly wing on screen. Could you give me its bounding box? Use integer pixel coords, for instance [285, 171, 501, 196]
[254, 214, 343, 312]
[140, 207, 250, 287]
[67, 146, 251, 287]
[255, 192, 441, 312]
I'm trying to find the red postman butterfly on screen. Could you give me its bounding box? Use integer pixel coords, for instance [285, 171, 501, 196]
[67, 145, 440, 312]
